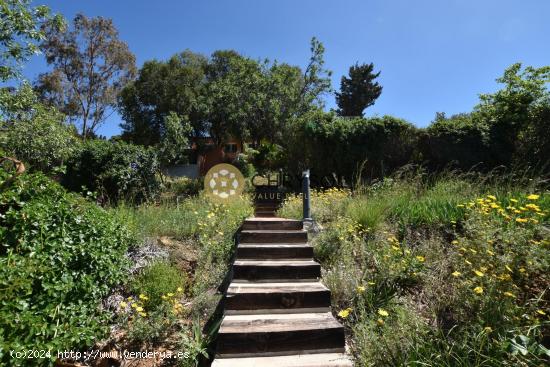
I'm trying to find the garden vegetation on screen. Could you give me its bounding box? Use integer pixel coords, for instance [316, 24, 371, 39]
[279, 171, 549, 366]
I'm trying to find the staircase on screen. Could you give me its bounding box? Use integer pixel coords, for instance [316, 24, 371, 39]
[254, 201, 279, 217]
[211, 217, 352, 367]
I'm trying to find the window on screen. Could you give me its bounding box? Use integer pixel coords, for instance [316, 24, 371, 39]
[224, 143, 238, 154]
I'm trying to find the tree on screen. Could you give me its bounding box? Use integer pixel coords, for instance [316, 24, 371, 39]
[204, 50, 265, 145]
[299, 37, 332, 113]
[118, 38, 332, 148]
[1, 0, 61, 119]
[475, 63, 550, 168]
[0, 0, 62, 82]
[119, 50, 208, 145]
[336, 62, 382, 117]
[158, 112, 192, 166]
[36, 13, 136, 138]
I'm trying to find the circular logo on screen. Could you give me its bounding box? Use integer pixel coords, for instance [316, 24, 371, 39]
[204, 163, 245, 202]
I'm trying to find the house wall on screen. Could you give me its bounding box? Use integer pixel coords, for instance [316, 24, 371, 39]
[198, 139, 242, 175]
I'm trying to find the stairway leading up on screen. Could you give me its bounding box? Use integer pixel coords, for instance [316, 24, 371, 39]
[211, 217, 352, 367]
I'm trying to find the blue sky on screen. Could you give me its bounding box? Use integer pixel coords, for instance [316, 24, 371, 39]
[21, 0, 550, 137]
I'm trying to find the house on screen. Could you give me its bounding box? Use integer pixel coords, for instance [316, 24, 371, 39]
[193, 137, 243, 176]
[163, 136, 243, 179]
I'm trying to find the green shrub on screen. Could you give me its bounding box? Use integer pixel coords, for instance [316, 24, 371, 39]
[164, 177, 203, 198]
[0, 167, 133, 366]
[283, 111, 419, 183]
[0, 103, 79, 173]
[131, 261, 187, 310]
[63, 139, 161, 204]
[125, 302, 178, 345]
[419, 113, 493, 171]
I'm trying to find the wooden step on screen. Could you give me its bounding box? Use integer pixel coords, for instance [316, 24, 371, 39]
[255, 211, 277, 218]
[236, 244, 313, 260]
[212, 353, 353, 366]
[240, 230, 307, 244]
[233, 260, 321, 281]
[255, 203, 279, 210]
[243, 218, 303, 231]
[216, 312, 346, 357]
[225, 282, 331, 314]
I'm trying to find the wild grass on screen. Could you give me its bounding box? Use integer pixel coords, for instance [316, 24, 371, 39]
[278, 171, 549, 366]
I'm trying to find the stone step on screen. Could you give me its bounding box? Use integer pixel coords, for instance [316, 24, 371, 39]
[242, 218, 303, 231]
[240, 230, 307, 244]
[216, 312, 346, 357]
[236, 244, 313, 260]
[225, 282, 331, 314]
[212, 353, 353, 367]
[232, 260, 321, 281]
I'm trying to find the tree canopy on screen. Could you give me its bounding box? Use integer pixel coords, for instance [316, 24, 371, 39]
[336, 62, 382, 117]
[36, 13, 136, 138]
[118, 38, 332, 147]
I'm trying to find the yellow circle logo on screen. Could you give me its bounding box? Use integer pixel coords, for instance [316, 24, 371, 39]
[204, 163, 245, 202]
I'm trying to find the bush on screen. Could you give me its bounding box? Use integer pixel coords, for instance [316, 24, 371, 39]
[419, 113, 493, 171]
[284, 111, 419, 185]
[63, 139, 161, 204]
[0, 167, 133, 366]
[131, 261, 187, 310]
[0, 103, 79, 173]
[163, 177, 203, 199]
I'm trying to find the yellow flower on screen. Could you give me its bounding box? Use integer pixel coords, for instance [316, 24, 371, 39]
[486, 249, 494, 256]
[367, 281, 375, 285]
[451, 240, 459, 245]
[452, 271, 461, 277]
[338, 308, 352, 318]
[127, 296, 133, 301]
[515, 217, 528, 223]
[474, 270, 484, 277]
[131, 303, 137, 308]
[167, 292, 175, 297]
[526, 194, 539, 200]
[473, 286, 484, 294]
[416, 256, 425, 262]
[139, 312, 147, 317]
[503, 292, 515, 298]
[536, 310, 546, 316]
[484, 326, 493, 333]
[136, 306, 144, 312]
[119, 301, 127, 308]
[357, 286, 366, 293]
[139, 294, 148, 300]
[487, 195, 497, 201]
[377, 308, 389, 317]
[177, 287, 183, 292]
[161, 295, 168, 300]
[377, 318, 385, 326]
[510, 198, 518, 203]
[519, 268, 526, 273]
